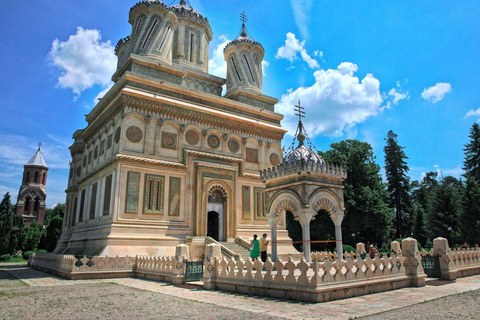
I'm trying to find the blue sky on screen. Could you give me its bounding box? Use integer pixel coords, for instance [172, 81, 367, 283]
[0, 0, 479, 207]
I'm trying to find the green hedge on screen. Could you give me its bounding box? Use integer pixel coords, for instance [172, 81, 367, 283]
[36, 249, 47, 254]
[0, 254, 12, 261]
[22, 251, 35, 260]
[343, 245, 356, 253]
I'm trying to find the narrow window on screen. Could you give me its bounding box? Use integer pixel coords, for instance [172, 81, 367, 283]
[79, 189, 86, 222]
[231, 57, 242, 81]
[189, 33, 196, 62]
[42, 172, 46, 184]
[34, 172, 38, 183]
[103, 175, 112, 216]
[143, 174, 164, 214]
[71, 197, 78, 226]
[25, 171, 30, 183]
[158, 25, 171, 51]
[141, 19, 158, 49]
[125, 172, 140, 214]
[89, 183, 97, 219]
[24, 198, 30, 213]
[33, 199, 39, 212]
[244, 54, 255, 82]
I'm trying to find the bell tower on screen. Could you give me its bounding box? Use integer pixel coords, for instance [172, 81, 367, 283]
[224, 12, 265, 96]
[15, 143, 49, 226]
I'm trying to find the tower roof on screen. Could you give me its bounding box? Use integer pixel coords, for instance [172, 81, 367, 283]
[283, 101, 325, 165]
[224, 11, 264, 52]
[26, 144, 48, 168]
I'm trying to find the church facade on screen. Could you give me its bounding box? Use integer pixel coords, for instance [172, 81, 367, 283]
[55, 0, 300, 258]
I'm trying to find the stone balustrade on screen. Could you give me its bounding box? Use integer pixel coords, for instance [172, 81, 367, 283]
[260, 159, 347, 182]
[203, 238, 425, 302]
[29, 244, 189, 283]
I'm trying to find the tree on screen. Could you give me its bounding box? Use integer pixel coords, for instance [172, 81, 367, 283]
[429, 176, 462, 245]
[320, 140, 394, 246]
[24, 221, 44, 252]
[9, 215, 27, 255]
[460, 176, 480, 245]
[0, 193, 14, 255]
[384, 130, 412, 238]
[44, 203, 65, 227]
[45, 215, 63, 252]
[463, 123, 480, 181]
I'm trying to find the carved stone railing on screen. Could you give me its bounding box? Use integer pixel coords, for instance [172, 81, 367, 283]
[260, 159, 347, 182]
[203, 238, 425, 302]
[29, 244, 190, 283]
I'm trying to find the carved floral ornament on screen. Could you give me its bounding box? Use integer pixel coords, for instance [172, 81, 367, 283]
[208, 185, 228, 198]
[274, 198, 298, 216]
[312, 197, 337, 215]
[207, 135, 220, 149]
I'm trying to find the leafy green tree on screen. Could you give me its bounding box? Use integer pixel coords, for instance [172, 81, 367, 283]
[24, 221, 44, 252]
[384, 130, 412, 238]
[45, 215, 63, 252]
[460, 176, 480, 245]
[9, 215, 27, 255]
[429, 176, 462, 245]
[320, 140, 394, 246]
[310, 209, 336, 252]
[44, 203, 65, 227]
[0, 193, 14, 255]
[463, 123, 480, 181]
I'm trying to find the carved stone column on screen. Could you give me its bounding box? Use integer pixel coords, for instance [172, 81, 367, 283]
[331, 214, 344, 259]
[267, 214, 280, 262]
[296, 211, 314, 262]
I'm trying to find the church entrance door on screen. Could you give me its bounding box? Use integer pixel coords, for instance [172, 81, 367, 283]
[207, 211, 219, 240]
[207, 188, 225, 241]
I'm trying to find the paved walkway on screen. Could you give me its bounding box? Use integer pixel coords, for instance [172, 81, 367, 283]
[3, 263, 480, 320]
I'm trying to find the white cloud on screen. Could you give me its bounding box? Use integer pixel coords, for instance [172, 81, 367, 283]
[49, 27, 117, 96]
[276, 63, 383, 137]
[261, 60, 269, 76]
[93, 82, 114, 104]
[465, 108, 480, 121]
[208, 35, 230, 78]
[290, 0, 313, 40]
[275, 32, 319, 69]
[421, 82, 452, 103]
[388, 88, 409, 105]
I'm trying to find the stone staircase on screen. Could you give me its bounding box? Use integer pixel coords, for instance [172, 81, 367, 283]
[219, 241, 251, 260]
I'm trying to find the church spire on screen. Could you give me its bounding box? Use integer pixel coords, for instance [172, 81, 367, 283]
[239, 11, 248, 38]
[294, 100, 306, 147]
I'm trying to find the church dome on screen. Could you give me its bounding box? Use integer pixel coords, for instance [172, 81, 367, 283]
[282, 101, 325, 165]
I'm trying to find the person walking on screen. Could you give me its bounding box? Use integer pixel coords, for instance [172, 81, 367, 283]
[259, 233, 269, 263]
[250, 234, 260, 262]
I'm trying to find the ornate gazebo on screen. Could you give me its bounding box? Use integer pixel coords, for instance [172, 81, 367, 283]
[260, 102, 347, 261]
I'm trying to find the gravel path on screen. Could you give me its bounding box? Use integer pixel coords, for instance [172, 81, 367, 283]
[0, 270, 280, 320]
[360, 289, 480, 320]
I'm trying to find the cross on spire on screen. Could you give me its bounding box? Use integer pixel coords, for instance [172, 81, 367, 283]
[38, 142, 42, 151]
[240, 11, 248, 37]
[294, 100, 305, 123]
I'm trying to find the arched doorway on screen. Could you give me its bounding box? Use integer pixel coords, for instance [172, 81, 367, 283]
[207, 186, 226, 241]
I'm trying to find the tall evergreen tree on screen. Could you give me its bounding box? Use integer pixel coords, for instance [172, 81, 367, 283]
[429, 176, 462, 245]
[320, 140, 394, 246]
[384, 130, 412, 238]
[460, 176, 480, 245]
[0, 193, 14, 255]
[45, 215, 63, 252]
[463, 122, 480, 181]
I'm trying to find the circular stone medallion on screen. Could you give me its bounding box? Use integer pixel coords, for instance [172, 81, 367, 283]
[126, 126, 143, 143]
[114, 127, 121, 144]
[162, 133, 177, 149]
[207, 135, 220, 149]
[185, 130, 200, 145]
[228, 139, 240, 152]
[270, 153, 280, 166]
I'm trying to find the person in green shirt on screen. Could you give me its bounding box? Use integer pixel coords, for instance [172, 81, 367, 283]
[250, 234, 260, 262]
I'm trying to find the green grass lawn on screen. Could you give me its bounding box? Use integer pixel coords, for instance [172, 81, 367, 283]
[0, 257, 27, 263]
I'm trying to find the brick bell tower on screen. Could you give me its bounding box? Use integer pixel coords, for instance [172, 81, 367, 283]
[15, 143, 49, 225]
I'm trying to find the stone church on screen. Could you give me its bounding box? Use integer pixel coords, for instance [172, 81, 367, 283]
[56, 0, 345, 259]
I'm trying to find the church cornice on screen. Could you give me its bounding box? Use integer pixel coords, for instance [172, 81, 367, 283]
[123, 90, 285, 141]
